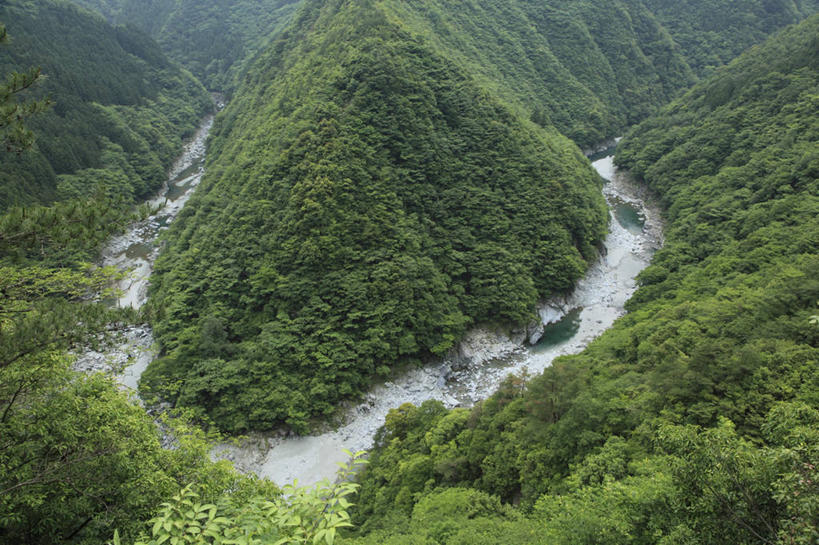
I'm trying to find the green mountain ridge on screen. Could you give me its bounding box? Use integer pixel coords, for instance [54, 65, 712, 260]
[345, 14, 819, 544]
[643, 0, 819, 76]
[143, 0, 610, 433]
[69, 0, 302, 90]
[66, 0, 819, 147]
[139, 0, 819, 434]
[0, 0, 212, 210]
[373, 0, 695, 148]
[141, 0, 819, 435]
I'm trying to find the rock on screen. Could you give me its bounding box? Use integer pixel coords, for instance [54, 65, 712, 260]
[508, 327, 527, 346]
[450, 328, 520, 369]
[527, 320, 545, 345]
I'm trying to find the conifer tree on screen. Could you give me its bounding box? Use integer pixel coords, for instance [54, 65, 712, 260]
[0, 22, 51, 153]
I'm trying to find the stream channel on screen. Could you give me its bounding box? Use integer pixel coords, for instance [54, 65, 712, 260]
[76, 119, 663, 487]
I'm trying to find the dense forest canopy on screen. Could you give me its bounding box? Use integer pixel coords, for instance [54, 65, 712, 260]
[143, 0, 610, 433]
[643, 0, 819, 75]
[344, 15, 819, 544]
[140, 0, 819, 434]
[369, 0, 696, 147]
[69, 0, 302, 91]
[0, 0, 211, 210]
[66, 0, 819, 146]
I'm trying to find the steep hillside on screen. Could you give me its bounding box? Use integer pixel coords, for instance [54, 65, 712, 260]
[68, 0, 819, 146]
[70, 0, 301, 90]
[376, 0, 695, 148]
[644, 0, 819, 75]
[142, 0, 609, 433]
[346, 15, 819, 544]
[0, 0, 211, 209]
[142, 0, 819, 435]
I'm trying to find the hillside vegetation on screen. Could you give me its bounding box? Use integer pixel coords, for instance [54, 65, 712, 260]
[3, 2, 818, 544]
[70, 0, 302, 91]
[142, 0, 819, 435]
[142, 0, 610, 433]
[371, 0, 695, 147]
[644, 0, 819, 75]
[0, 0, 211, 210]
[67, 0, 819, 146]
[343, 15, 819, 544]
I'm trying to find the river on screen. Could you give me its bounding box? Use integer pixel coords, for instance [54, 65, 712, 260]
[74, 122, 663, 488]
[74, 116, 213, 388]
[216, 151, 664, 486]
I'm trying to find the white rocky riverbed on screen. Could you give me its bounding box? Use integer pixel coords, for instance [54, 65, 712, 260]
[214, 153, 664, 486]
[74, 126, 663, 487]
[73, 116, 213, 388]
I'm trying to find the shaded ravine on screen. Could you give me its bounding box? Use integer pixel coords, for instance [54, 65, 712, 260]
[215, 152, 664, 486]
[74, 116, 213, 388]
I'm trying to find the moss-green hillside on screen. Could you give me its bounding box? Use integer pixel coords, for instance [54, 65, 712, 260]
[68, 0, 819, 146]
[142, 0, 819, 435]
[644, 0, 819, 76]
[346, 15, 819, 544]
[375, 0, 695, 148]
[0, 0, 211, 210]
[143, 0, 610, 433]
[69, 0, 302, 91]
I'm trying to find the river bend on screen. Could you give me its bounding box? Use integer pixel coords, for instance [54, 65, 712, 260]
[74, 126, 663, 487]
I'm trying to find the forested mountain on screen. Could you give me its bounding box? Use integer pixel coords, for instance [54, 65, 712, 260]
[67, 0, 819, 145]
[69, 0, 302, 90]
[143, 0, 611, 433]
[2, 0, 818, 543]
[366, 0, 696, 147]
[644, 0, 819, 75]
[138, 0, 819, 434]
[341, 15, 819, 544]
[0, 0, 211, 210]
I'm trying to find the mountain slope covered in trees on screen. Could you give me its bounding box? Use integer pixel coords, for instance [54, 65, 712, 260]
[0, 0, 211, 210]
[114, 15, 819, 544]
[142, 0, 819, 435]
[69, 0, 302, 91]
[344, 15, 819, 544]
[66, 0, 819, 146]
[142, 0, 611, 433]
[644, 0, 819, 76]
[370, 0, 695, 147]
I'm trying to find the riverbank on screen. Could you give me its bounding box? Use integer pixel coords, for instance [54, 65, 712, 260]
[73, 116, 213, 388]
[215, 153, 664, 486]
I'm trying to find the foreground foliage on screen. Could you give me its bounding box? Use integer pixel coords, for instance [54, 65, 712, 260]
[114, 453, 366, 545]
[0, 208, 275, 544]
[346, 15, 819, 544]
[0, 13, 262, 542]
